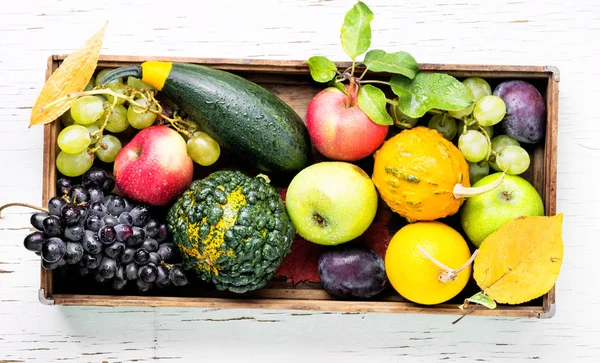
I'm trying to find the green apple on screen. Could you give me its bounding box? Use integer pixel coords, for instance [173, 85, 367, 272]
[285, 161, 378, 245]
[460, 172, 544, 247]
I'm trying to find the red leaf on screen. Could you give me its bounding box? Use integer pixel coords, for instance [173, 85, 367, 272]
[278, 189, 287, 207]
[356, 205, 392, 259]
[276, 188, 324, 284]
[275, 234, 325, 284]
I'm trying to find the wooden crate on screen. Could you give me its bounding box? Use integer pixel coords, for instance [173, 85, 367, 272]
[39, 55, 559, 318]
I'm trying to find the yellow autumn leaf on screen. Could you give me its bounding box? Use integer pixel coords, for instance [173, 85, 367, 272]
[29, 22, 108, 127]
[473, 214, 564, 305]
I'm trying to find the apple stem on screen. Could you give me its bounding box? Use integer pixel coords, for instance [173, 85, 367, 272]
[453, 173, 505, 199]
[345, 76, 356, 109]
[312, 213, 325, 227]
[417, 246, 479, 283]
[0, 202, 49, 218]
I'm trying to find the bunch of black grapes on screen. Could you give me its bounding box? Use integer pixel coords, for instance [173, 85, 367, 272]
[24, 167, 189, 292]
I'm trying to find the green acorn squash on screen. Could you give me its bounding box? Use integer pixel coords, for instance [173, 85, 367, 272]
[167, 170, 294, 293]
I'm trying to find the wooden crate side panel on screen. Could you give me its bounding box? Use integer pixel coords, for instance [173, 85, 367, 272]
[541, 68, 560, 317]
[40, 55, 61, 300]
[50, 54, 555, 79]
[50, 294, 545, 318]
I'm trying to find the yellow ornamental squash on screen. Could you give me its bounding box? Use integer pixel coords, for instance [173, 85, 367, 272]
[372, 126, 502, 222]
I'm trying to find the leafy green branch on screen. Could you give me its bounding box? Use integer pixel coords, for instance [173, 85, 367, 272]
[306, 1, 474, 127]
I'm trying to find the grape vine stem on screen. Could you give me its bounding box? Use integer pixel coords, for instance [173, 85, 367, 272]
[478, 124, 493, 161]
[0, 203, 49, 218]
[41, 87, 197, 140]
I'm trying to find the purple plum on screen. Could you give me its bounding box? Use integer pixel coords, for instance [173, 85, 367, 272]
[493, 80, 546, 144]
[318, 247, 387, 300]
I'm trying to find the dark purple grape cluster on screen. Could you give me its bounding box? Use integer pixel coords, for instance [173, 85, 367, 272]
[24, 167, 189, 292]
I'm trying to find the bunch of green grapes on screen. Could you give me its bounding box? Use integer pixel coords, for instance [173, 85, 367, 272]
[434, 77, 531, 184]
[56, 69, 220, 177]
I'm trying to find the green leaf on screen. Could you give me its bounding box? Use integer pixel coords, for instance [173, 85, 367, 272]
[461, 291, 497, 310]
[390, 73, 474, 118]
[363, 49, 419, 79]
[340, 1, 374, 61]
[329, 80, 347, 94]
[357, 84, 393, 126]
[307, 56, 338, 83]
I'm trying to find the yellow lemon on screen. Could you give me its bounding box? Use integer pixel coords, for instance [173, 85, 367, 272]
[385, 221, 473, 305]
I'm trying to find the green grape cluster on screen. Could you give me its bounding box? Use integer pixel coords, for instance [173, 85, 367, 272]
[55, 68, 221, 177]
[453, 77, 530, 180]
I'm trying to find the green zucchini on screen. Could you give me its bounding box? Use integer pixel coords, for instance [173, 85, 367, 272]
[102, 61, 311, 172]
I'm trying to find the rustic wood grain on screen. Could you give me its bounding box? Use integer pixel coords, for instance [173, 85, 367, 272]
[0, 0, 597, 361]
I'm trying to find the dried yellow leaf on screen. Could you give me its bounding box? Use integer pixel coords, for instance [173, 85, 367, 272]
[29, 22, 107, 127]
[473, 214, 564, 305]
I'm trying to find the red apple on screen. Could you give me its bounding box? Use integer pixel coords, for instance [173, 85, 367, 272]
[114, 125, 193, 206]
[305, 86, 389, 161]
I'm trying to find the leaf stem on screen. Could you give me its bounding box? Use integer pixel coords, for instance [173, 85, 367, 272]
[359, 80, 391, 86]
[452, 306, 476, 325]
[385, 98, 398, 106]
[358, 66, 369, 80]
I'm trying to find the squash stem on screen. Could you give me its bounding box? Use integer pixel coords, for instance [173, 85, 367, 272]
[453, 173, 505, 199]
[418, 246, 479, 283]
[417, 246, 453, 272]
[100, 65, 142, 86]
[256, 174, 271, 184]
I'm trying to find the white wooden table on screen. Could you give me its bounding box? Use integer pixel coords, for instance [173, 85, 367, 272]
[1, 0, 597, 361]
